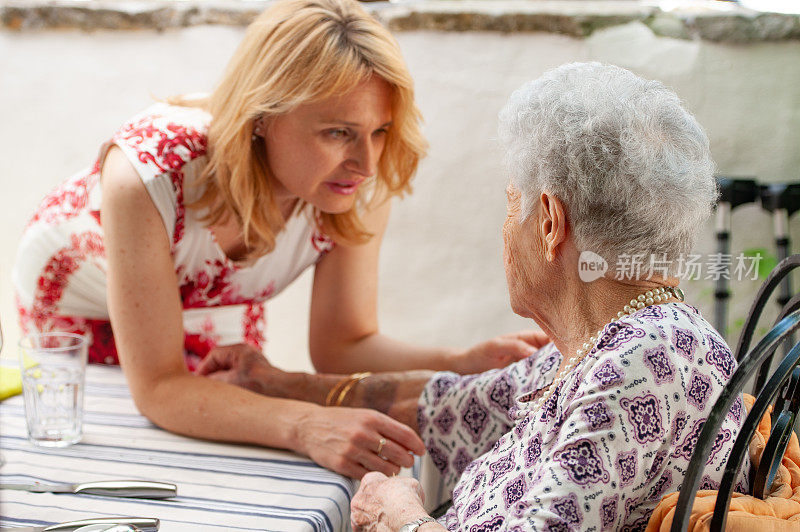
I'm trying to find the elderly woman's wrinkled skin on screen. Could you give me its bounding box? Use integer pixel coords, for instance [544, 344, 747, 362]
[350, 473, 428, 531]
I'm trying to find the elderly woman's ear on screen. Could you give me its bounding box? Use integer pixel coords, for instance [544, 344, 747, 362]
[539, 191, 568, 263]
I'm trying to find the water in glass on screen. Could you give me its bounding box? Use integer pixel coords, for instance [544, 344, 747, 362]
[22, 364, 84, 446]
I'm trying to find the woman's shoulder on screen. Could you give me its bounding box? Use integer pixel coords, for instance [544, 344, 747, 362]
[599, 301, 725, 353]
[588, 301, 736, 392]
[111, 101, 211, 179]
[632, 302, 733, 372]
[123, 100, 212, 131]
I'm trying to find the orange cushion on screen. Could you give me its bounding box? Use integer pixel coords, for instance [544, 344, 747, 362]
[646, 394, 800, 532]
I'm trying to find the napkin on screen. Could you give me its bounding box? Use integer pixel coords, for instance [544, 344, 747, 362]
[0, 365, 22, 400]
[0, 355, 38, 400]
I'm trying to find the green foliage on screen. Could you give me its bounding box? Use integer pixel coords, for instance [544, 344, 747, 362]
[741, 248, 777, 280]
[726, 317, 747, 340]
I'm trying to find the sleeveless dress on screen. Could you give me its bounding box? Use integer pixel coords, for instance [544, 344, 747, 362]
[13, 102, 333, 368]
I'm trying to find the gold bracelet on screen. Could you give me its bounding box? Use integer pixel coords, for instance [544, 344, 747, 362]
[335, 372, 372, 407]
[325, 376, 352, 407]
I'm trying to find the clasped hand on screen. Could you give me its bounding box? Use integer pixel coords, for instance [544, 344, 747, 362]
[351, 472, 429, 531]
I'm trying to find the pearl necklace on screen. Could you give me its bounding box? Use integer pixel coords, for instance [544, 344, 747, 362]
[529, 285, 685, 414]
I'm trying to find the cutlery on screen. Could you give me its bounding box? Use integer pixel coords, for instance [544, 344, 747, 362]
[1, 517, 158, 532]
[74, 526, 140, 532]
[0, 480, 176, 499]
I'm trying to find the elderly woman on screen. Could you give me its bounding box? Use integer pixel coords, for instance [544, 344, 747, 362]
[201, 63, 748, 529]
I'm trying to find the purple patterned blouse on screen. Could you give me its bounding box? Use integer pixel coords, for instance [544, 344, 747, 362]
[417, 302, 749, 531]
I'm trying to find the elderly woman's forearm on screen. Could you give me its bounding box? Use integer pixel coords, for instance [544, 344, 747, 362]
[345, 371, 432, 432]
[245, 363, 431, 432]
[243, 364, 342, 405]
[289, 370, 431, 433]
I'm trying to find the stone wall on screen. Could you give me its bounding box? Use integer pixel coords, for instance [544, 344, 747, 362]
[4, 0, 800, 43]
[1, 1, 798, 372]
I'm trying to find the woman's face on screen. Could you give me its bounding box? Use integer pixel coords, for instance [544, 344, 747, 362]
[502, 186, 543, 317]
[262, 76, 393, 214]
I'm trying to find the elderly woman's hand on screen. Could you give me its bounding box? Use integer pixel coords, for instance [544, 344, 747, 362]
[196, 343, 278, 395]
[351, 472, 430, 531]
[450, 330, 550, 374]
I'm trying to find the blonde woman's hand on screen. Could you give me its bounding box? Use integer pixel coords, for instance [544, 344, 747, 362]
[450, 330, 551, 374]
[297, 407, 426, 479]
[351, 472, 428, 531]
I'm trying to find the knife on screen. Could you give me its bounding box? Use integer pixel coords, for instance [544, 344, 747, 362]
[0, 480, 176, 499]
[74, 527, 139, 532]
[1, 517, 158, 532]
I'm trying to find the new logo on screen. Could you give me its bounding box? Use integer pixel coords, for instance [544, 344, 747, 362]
[578, 251, 608, 282]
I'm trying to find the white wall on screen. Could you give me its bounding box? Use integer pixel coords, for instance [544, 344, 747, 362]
[1, 22, 799, 371]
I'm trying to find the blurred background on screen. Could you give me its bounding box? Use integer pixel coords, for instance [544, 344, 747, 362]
[1, 0, 799, 372]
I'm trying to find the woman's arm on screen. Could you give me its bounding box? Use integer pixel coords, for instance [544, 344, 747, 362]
[102, 147, 423, 478]
[309, 199, 453, 373]
[197, 343, 431, 432]
[309, 200, 547, 375]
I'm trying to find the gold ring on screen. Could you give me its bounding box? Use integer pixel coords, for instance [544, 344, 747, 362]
[377, 437, 387, 459]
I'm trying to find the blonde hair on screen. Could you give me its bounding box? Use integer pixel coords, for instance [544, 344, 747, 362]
[175, 0, 427, 258]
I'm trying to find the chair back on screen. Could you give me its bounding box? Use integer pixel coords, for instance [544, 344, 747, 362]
[670, 254, 800, 531]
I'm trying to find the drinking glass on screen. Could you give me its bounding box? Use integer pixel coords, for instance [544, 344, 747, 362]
[19, 332, 87, 447]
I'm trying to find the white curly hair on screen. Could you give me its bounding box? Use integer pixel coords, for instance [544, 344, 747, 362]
[498, 62, 717, 276]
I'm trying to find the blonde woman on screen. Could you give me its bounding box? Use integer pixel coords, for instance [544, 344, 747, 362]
[12, 0, 544, 478]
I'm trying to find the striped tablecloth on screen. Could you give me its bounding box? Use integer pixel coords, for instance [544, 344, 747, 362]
[0, 364, 357, 531]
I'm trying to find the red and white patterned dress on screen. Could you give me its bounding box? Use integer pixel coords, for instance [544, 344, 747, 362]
[13, 103, 333, 368]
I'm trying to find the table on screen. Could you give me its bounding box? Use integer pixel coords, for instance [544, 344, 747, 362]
[0, 365, 356, 531]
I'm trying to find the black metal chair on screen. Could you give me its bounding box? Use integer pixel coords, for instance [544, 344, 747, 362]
[670, 254, 800, 531]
